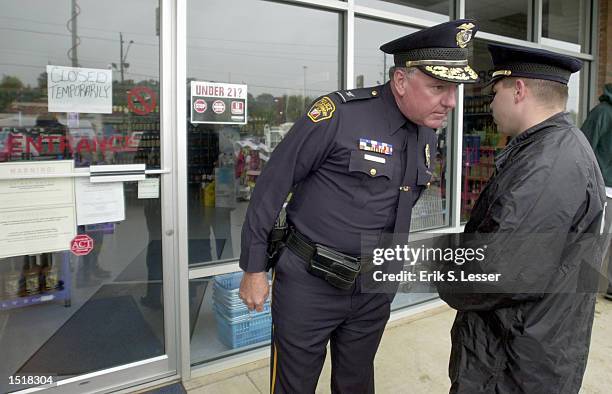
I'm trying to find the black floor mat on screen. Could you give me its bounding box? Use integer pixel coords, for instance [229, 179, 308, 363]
[18, 290, 163, 376]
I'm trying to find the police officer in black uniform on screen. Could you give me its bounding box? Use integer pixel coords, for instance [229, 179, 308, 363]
[239, 20, 480, 394]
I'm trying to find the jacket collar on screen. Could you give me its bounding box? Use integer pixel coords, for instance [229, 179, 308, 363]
[495, 111, 569, 169]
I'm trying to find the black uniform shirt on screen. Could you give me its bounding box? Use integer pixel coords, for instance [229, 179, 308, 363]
[240, 82, 437, 272]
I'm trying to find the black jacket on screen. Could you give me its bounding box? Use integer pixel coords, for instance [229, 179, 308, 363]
[438, 112, 606, 393]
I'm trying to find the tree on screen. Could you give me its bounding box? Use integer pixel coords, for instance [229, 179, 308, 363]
[0, 75, 24, 112]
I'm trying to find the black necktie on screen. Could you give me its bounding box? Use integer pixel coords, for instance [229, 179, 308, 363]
[393, 126, 418, 236]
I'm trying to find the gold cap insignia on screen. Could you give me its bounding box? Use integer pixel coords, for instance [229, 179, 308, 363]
[492, 70, 512, 78]
[425, 144, 431, 168]
[307, 96, 336, 123]
[456, 23, 475, 48]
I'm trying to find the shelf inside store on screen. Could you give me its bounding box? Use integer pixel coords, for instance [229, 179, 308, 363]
[465, 175, 492, 181]
[0, 288, 69, 311]
[463, 112, 492, 117]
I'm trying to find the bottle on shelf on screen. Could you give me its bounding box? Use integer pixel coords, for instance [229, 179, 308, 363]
[41, 253, 60, 292]
[23, 255, 41, 296]
[2, 258, 22, 300]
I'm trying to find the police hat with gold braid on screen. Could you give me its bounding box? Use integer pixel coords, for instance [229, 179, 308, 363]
[380, 19, 479, 83]
[487, 43, 582, 85]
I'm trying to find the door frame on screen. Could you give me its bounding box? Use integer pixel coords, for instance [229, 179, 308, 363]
[14, 0, 181, 393]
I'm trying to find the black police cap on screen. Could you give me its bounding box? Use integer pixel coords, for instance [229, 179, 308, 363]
[380, 19, 479, 83]
[488, 43, 582, 85]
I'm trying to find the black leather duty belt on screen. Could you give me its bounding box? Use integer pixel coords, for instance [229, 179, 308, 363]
[285, 227, 364, 290]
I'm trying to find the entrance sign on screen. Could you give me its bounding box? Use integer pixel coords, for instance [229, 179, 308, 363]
[0, 160, 77, 258]
[47, 65, 113, 114]
[190, 81, 247, 124]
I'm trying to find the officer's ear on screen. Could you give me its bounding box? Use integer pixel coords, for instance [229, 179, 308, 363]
[392, 68, 410, 96]
[514, 79, 527, 103]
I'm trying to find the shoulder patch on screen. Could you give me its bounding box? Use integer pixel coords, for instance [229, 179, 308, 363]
[334, 88, 380, 103]
[307, 96, 336, 123]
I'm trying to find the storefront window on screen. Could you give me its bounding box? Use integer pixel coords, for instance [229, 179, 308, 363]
[542, 0, 588, 51]
[465, 0, 530, 40]
[356, 0, 449, 22]
[186, 0, 340, 266]
[0, 2, 164, 392]
[460, 39, 583, 222]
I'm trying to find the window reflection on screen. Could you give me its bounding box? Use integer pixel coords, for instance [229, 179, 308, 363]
[542, 0, 588, 48]
[466, 0, 529, 40]
[0, 2, 164, 391]
[186, 0, 340, 266]
[356, 0, 449, 22]
[0, 2, 160, 169]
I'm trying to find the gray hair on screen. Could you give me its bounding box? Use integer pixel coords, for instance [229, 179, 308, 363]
[389, 66, 417, 81]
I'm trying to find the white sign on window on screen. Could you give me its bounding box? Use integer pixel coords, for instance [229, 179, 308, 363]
[47, 65, 113, 114]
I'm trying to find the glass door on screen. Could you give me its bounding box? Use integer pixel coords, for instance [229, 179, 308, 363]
[0, 1, 176, 392]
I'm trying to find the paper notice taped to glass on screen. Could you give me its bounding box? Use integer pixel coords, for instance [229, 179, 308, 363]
[138, 178, 160, 199]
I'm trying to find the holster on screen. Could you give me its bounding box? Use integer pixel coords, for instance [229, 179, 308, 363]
[265, 224, 288, 271]
[285, 227, 361, 290]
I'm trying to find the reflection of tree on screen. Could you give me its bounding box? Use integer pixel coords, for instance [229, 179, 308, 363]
[249, 93, 277, 125]
[247, 92, 313, 127]
[0, 76, 24, 112]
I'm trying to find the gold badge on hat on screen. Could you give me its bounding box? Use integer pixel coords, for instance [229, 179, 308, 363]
[456, 22, 475, 48]
[425, 144, 431, 168]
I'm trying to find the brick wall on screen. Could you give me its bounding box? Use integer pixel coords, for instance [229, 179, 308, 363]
[597, 0, 612, 97]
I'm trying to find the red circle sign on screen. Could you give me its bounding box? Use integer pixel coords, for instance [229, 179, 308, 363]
[128, 86, 157, 115]
[193, 99, 207, 113]
[212, 100, 226, 114]
[71, 234, 94, 256]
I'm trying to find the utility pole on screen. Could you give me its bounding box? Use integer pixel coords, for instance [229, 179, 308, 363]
[302, 65, 307, 110]
[68, 0, 80, 67]
[119, 32, 125, 84]
[116, 32, 133, 84]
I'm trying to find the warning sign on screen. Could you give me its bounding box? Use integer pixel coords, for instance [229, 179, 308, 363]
[70, 234, 94, 256]
[190, 81, 247, 125]
[128, 86, 157, 115]
[193, 99, 207, 113]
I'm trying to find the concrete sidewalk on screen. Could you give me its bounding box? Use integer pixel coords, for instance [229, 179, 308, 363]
[184, 297, 612, 394]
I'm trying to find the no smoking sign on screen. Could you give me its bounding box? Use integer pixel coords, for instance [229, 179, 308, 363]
[128, 86, 157, 115]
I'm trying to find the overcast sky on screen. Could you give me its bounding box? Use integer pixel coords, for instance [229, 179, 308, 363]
[0, 0, 579, 113]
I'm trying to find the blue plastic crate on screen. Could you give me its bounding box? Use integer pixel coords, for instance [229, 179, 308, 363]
[213, 271, 272, 290]
[214, 272, 244, 290]
[213, 296, 271, 318]
[214, 307, 272, 349]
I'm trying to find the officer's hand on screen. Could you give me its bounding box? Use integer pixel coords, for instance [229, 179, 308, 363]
[239, 272, 269, 312]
